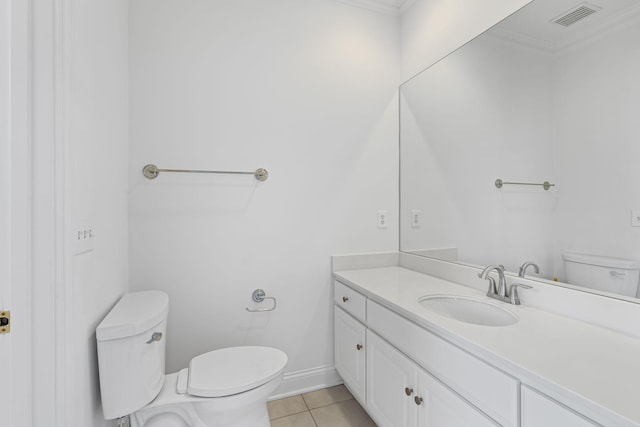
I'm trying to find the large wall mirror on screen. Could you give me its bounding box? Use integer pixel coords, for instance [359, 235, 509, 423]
[400, 0, 640, 301]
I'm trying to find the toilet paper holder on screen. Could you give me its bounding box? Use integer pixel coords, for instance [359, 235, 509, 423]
[245, 289, 277, 312]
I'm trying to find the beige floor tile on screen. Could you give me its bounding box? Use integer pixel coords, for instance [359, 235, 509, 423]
[302, 385, 354, 409]
[268, 395, 309, 420]
[270, 411, 317, 427]
[310, 399, 377, 427]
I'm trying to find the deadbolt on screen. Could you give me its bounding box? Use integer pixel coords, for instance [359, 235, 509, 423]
[0, 311, 10, 334]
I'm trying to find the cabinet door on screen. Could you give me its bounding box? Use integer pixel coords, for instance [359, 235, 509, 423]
[416, 369, 498, 427]
[366, 330, 418, 427]
[522, 386, 598, 427]
[335, 306, 366, 402]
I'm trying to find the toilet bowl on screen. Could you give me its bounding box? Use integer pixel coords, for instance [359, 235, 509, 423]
[96, 291, 287, 427]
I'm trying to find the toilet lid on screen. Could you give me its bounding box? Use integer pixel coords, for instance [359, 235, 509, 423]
[187, 346, 288, 397]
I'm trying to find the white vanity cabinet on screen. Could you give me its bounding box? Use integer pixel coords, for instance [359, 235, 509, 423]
[333, 266, 640, 427]
[366, 330, 497, 427]
[334, 281, 505, 427]
[521, 386, 599, 427]
[334, 306, 366, 402]
[367, 300, 518, 427]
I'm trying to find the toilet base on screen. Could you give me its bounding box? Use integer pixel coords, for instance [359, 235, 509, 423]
[132, 403, 270, 427]
[130, 371, 281, 427]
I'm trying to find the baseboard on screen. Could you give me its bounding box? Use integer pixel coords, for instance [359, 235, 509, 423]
[269, 365, 343, 401]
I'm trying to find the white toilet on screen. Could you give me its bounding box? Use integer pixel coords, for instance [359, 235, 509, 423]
[563, 252, 640, 297]
[96, 291, 287, 427]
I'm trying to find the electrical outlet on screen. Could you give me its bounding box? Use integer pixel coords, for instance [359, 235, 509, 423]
[377, 210, 388, 229]
[411, 210, 420, 228]
[632, 211, 640, 227]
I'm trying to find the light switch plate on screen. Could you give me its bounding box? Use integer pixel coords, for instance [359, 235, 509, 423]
[74, 220, 95, 255]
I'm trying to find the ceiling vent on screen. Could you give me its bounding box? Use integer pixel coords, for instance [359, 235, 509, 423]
[552, 2, 601, 27]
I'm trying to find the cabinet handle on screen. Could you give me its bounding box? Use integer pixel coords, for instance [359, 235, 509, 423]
[342, 296, 349, 302]
[356, 344, 363, 350]
[414, 396, 423, 405]
[404, 387, 413, 396]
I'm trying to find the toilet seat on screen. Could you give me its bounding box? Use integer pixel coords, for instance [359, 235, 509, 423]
[183, 346, 287, 397]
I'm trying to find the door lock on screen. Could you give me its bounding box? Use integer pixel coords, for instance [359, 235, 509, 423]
[0, 311, 10, 334]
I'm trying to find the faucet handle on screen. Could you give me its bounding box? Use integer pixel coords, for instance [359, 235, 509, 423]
[509, 283, 532, 305]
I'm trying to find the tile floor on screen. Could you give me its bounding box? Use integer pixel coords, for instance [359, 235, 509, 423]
[268, 385, 378, 427]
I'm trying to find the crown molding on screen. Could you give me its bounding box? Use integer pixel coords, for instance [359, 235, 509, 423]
[333, 0, 416, 16]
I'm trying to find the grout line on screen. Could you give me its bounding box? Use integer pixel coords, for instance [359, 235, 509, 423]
[269, 408, 309, 421]
[301, 394, 311, 411]
[308, 396, 355, 410]
[308, 409, 319, 427]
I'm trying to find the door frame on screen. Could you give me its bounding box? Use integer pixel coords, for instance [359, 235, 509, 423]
[8, 0, 71, 426]
[8, 0, 34, 425]
[32, 0, 72, 426]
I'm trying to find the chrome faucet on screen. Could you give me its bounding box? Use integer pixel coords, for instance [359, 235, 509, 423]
[518, 261, 541, 278]
[478, 265, 508, 298]
[479, 265, 532, 305]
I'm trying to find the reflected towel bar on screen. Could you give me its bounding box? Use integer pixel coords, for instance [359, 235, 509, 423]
[495, 179, 555, 191]
[142, 164, 269, 181]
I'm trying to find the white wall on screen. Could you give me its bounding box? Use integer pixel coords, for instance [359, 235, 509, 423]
[400, 0, 533, 82]
[66, 1, 130, 426]
[129, 0, 399, 389]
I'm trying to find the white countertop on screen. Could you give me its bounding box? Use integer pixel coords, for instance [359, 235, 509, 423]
[334, 266, 640, 427]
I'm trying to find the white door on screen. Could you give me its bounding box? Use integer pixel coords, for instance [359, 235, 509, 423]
[1, 1, 32, 426]
[334, 307, 366, 402]
[416, 369, 498, 427]
[366, 330, 418, 427]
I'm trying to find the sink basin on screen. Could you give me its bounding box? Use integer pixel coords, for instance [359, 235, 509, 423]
[418, 295, 518, 326]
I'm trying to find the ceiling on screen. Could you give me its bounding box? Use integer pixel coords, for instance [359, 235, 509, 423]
[494, 0, 640, 51]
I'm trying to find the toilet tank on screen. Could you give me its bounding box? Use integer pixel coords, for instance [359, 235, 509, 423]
[96, 291, 169, 420]
[563, 252, 640, 297]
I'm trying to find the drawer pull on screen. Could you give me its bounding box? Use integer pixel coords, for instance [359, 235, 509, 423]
[414, 396, 423, 405]
[342, 296, 349, 302]
[404, 387, 413, 396]
[356, 344, 363, 350]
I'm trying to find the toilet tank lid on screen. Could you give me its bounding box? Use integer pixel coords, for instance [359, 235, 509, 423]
[97, 291, 169, 341]
[562, 252, 640, 269]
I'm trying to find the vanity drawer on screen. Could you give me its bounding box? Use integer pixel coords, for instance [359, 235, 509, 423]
[334, 281, 366, 323]
[367, 300, 518, 427]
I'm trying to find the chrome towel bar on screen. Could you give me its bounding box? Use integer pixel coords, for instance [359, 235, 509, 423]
[495, 178, 554, 191]
[142, 164, 269, 181]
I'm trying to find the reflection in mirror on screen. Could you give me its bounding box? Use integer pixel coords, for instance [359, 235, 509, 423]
[400, 0, 640, 299]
